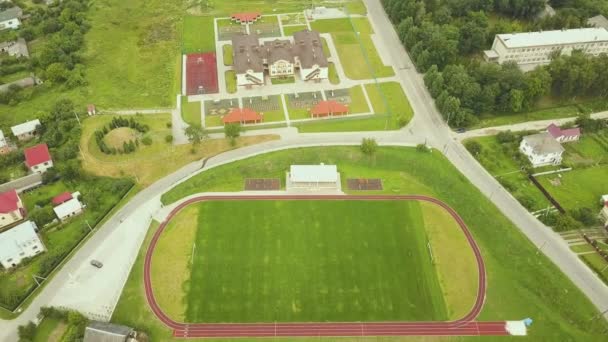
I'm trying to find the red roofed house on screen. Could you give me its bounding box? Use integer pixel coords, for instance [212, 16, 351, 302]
[222, 108, 263, 125]
[230, 12, 262, 24]
[52, 192, 73, 206]
[24, 143, 53, 174]
[310, 100, 349, 118]
[0, 190, 25, 229]
[547, 123, 581, 143]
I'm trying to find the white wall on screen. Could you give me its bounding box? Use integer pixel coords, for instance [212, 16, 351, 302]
[0, 18, 20, 31]
[30, 160, 54, 174]
[519, 140, 563, 167]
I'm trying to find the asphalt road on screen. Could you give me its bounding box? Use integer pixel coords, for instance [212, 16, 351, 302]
[0, 1, 607, 341]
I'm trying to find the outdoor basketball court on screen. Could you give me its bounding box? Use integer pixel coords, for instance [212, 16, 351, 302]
[186, 53, 219, 95]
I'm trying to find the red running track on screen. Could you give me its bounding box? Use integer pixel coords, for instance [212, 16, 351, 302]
[143, 195, 510, 338]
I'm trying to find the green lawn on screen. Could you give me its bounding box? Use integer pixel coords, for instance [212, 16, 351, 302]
[84, 0, 182, 109]
[538, 167, 608, 212]
[285, 97, 311, 120]
[328, 63, 340, 84]
[205, 114, 223, 128]
[183, 16, 216, 53]
[225, 70, 236, 94]
[347, 85, 369, 114]
[311, 18, 394, 80]
[296, 115, 394, 132]
[33, 317, 65, 342]
[194, 0, 365, 16]
[270, 76, 295, 85]
[158, 200, 448, 323]
[571, 244, 595, 254]
[110, 146, 608, 341]
[580, 253, 608, 284]
[222, 44, 233, 66]
[181, 96, 202, 127]
[365, 81, 413, 128]
[282, 25, 308, 36]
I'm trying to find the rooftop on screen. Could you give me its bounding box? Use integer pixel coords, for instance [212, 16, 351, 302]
[11, 119, 40, 136]
[311, 100, 348, 116]
[84, 321, 134, 342]
[53, 197, 83, 219]
[588, 14, 608, 30]
[24, 144, 52, 167]
[222, 108, 262, 124]
[0, 190, 20, 214]
[290, 164, 338, 183]
[547, 123, 581, 138]
[52, 192, 73, 206]
[0, 7, 22, 22]
[0, 221, 39, 263]
[523, 132, 565, 155]
[497, 28, 608, 48]
[230, 12, 262, 23]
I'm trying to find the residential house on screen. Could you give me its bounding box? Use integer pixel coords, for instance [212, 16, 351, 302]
[483, 28, 608, 69]
[519, 132, 565, 167]
[84, 321, 135, 342]
[11, 119, 41, 141]
[52, 191, 84, 222]
[0, 189, 25, 229]
[0, 6, 22, 31]
[0, 38, 29, 58]
[0, 221, 45, 269]
[588, 14, 608, 30]
[24, 144, 53, 174]
[0, 76, 39, 93]
[0, 129, 10, 155]
[547, 123, 581, 143]
[232, 29, 328, 87]
[222, 108, 263, 125]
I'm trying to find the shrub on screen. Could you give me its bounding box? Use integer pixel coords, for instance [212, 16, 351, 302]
[416, 144, 430, 152]
[496, 130, 516, 144]
[142, 136, 153, 146]
[165, 134, 173, 143]
[360, 138, 378, 156]
[465, 140, 482, 156]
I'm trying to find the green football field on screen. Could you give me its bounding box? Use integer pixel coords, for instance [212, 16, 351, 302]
[173, 200, 448, 323]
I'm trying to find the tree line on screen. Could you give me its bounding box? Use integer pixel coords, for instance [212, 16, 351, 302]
[383, 0, 608, 127]
[94, 117, 150, 155]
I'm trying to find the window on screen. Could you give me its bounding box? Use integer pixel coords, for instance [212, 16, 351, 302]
[32, 245, 38, 250]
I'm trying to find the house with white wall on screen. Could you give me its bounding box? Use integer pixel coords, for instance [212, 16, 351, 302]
[11, 119, 41, 141]
[24, 144, 53, 174]
[0, 189, 25, 229]
[0, 221, 45, 269]
[52, 191, 84, 222]
[0, 6, 22, 31]
[519, 132, 565, 167]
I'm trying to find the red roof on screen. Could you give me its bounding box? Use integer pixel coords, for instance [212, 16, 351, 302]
[52, 192, 73, 206]
[547, 123, 581, 138]
[231, 12, 261, 23]
[311, 100, 349, 116]
[0, 190, 20, 214]
[24, 144, 52, 167]
[222, 108, 262, 124]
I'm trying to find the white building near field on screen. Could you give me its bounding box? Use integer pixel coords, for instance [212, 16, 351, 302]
[0, 221, 45, 269]
[53, 192, 84, 222]
[483, 28, 608, 69]
[519, 132, 565, 167]
[287, 164, 340, 191]
[0, 7, 22, 31]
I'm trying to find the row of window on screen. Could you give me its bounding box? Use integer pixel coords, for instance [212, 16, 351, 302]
[509, 42, 608, 53]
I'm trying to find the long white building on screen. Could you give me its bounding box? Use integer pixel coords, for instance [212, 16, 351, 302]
[484, 28, 608, 69]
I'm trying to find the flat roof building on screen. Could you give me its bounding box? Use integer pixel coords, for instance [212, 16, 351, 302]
[484, 27, 608, 69]
[287, 164, 341, 191]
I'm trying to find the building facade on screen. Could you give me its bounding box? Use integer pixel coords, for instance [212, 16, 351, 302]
[519, 132, 565, 167]
[11, 119, 41, 141]
[484, 28, 608, 69]
[0, 190, 25, 229]
[0, 7, 22, 31]
[24, 144, 54, 174]
[0, 221, 45, 269]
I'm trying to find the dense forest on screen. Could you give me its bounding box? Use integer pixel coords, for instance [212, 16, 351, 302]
[382, 0, 608, 127]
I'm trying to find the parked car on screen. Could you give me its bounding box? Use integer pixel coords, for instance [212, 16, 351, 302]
[90, 259, 103, 268]
[455, 128, 466, 133]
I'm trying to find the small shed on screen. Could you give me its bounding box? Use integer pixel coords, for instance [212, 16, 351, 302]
[84, 321, 134, 342]
[287, 164, 340, 191]
[87, 104, 97, 115]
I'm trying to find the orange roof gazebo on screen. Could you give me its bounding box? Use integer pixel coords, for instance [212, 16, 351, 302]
[230, 12, 262, 24]
[222, 108, 263, 125]
[310, 100, 349, 118]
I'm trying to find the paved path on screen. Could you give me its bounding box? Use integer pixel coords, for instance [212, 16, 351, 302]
[457, 111, 608, 140]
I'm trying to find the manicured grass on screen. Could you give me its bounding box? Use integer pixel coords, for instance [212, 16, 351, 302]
[537, 167, 608, 212]
[225, 70, 236, 94]
[197, 0, 365, 16]
[564, 132, 608, 166]
[80, 114, 278, 186]
[124, 146, 608, 341]
[85, 0, 181, 108]
[104, 127, 140, 149]
[222, 44, 233, 65]
[261, 109, 286, 123]
[33, 317, 66, 342]
[205, 114, 223, 128]
[420, 202, 477, 320]
[571, 244, 595, 254]
[311, 18, 394, 80]
[295, 115, 393, 132]
[285, 97, 311, 121]
[580, 253, 608, 284]
[152, 205, 198, 321]
[328, 62, 340, 84]
[157, 200, 448, 323]
[183, 16, 216, 53]
[365, 81, 413, 128]
[271, 76, 295, 85]
[181, 96, 202, 127]
[282, 25, 308, 36]
[347, 85, 370, 114]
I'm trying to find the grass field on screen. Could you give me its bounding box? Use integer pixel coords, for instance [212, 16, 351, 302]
[311, 18, 394, 80]
[225, 71, 236, 94]
[113, 146, 608, 341]
[222, 44, 233, 65]
[181, 96, 202, 127]
[328, 63, 340, 84]
[104, 128, 140, 149]
[183, 16, 216, 53]
[283, 25, 308, 36]
[80, 114, 278, 186]
[190, 0, 366, 16]
[365, 81, 413, 128]
[32, 317, 66, 342]
[538, 167, 608, 212]
[152, 200, 450, 323]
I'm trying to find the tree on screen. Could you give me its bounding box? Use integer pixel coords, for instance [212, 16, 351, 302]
[360, 138, 378, 157]
[184, 126, 208, 146]
[18, 321, 36, 341]
[224, 123, 242, 145]
[508, 89, 525, 113]
[465, 140, 482, 156]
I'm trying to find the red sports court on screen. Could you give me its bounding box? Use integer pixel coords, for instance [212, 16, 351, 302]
[186, 53, 219, 95]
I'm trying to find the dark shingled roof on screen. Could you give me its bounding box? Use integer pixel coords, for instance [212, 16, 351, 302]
[0, 7, 22, 22]
[232, 33, 264, 73]
[263, 39, 294, 64]
[84, 321, 133, 342]
[292, 30, 328, 69]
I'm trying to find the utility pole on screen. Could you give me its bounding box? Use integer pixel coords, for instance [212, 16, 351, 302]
[74, 112, 81, 126]
[85, 220, 92, 232]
